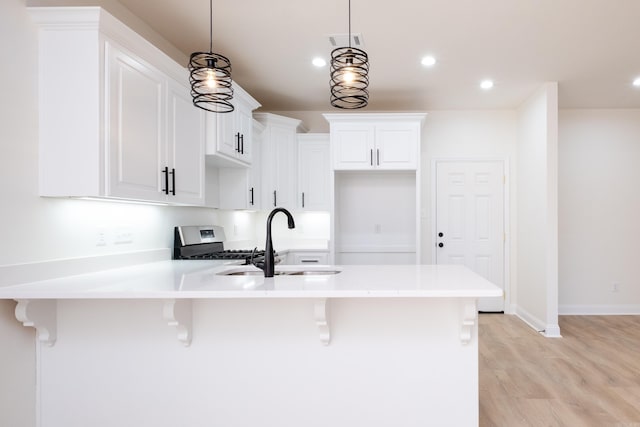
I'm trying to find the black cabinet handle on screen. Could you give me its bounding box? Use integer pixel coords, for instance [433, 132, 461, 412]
[162, 166, 169, 195]
[438, 242, 444, 248]
[377, 149, 380, 166]
[240, 134, 244, 154]
[370, 149, 373, 166]
[235, 133, 240, 152]
[301, 259, 319, 263]
[169, 168, 176, 195]
[302, 192, 305, 208]
[250, 187, 254, 206]
[273, 190, 277, 207]
[438, 232, 444, 237]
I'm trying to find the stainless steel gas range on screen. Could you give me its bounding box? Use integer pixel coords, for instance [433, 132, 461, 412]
[173, 225, 272, 265]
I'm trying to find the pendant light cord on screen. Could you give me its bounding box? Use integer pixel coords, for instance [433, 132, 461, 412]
[348, 0, 351, 48]
[209, 0, 213, 53]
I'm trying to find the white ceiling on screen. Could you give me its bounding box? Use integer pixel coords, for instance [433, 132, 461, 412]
[47, 0, 640, 111]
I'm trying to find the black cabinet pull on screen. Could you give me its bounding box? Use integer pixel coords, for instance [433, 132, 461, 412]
[438, 232, 444, 237]
[240, 134, 244, 154]
[302, 192, 305, 208]
[438, 242, 444, 248]
[377, 149, 380, 166]
[250, 187, 254, 206]
[169, 168, 176, 195]
[235, 133, 240, 152]
[162, 166, 169, 195]
[370, 149, 373, 166]
[301, 259, 319, 263]
[273, 190, 277, 207]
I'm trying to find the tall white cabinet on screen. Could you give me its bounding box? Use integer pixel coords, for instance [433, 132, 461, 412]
[253, 113, 306, 211]
[297, 134, 330, 211]
[31, 7, 205, 205]
[324, 113, 426, 265]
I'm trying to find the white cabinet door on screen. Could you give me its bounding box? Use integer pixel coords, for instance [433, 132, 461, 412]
[167, 78, 205, 205]
[255, 113, 303, 211]
[331, 121, 418, 170]
[236, 103, 253, 163]
[205, 86, 260, 167]
[106, 43, 165, 202]
[332, 123, 375, 170]
[270, 125, 297, 209]
[375, 123, 419, 170]
[298, 134, 330, 211]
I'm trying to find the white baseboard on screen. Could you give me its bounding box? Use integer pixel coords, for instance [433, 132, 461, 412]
[0, 249, 170, 287]
[513, 305, 562, 337]
[559, 304, 640, 315]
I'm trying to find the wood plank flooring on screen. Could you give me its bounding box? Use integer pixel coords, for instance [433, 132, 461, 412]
[479, 314, 640, 427]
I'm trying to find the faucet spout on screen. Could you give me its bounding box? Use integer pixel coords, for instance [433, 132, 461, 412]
[258, 207, 295, 278]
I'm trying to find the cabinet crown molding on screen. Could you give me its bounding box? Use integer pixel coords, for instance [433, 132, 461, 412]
[323, 113, 427, 124]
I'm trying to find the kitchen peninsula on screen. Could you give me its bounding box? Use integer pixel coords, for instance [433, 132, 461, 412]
[0, 261, 500, 427]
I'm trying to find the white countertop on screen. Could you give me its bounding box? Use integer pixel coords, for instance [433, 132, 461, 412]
[0, 261, 502, 300]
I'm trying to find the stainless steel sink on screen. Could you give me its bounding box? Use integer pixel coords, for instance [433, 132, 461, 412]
[218, 268, 341, 276]
[287, 270, 341, 276]
[222, 270, 288, 276]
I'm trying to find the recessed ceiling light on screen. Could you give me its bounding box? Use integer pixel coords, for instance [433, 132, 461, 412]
[421, 56, 436, 67]
[312, 57, 327, 67]
[633, 77, 640, 87]
[480, 79, 494, 90]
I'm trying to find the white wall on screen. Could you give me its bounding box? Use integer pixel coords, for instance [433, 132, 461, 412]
[559, 109, 640, 314]
[515, 83, 559, 336]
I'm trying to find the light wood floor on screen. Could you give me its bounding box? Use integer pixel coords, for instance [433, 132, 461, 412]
[479, 314, 640, 427]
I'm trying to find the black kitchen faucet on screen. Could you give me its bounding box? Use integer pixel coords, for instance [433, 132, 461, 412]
[253, 207, 295, 277]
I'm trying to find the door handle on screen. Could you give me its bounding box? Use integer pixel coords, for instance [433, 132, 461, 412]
[169, 168, 176, 195]
[250, 187, 254, 206]
[273, 190, 277, 207]
[240, 134, 244, 154]
[377, 149, 380, 166]
[302, 192, 305, 208]
[162, 167, 169, 195]
[370, 149, 373, 166]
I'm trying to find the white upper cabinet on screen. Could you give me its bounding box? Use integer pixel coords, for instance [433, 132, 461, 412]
[297, 134, 330, 211]
[205, 85, 260, 167]
[254, 113, 305, 211]
[218, 119, 264, 210]
[324, 114, 425, 170]
[31, 7, 205, 205]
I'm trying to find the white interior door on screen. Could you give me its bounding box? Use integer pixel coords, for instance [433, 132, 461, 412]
[435, 161, 505, 312]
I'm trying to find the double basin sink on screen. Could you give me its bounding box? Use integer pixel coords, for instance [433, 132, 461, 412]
[218, 266, 341, 276]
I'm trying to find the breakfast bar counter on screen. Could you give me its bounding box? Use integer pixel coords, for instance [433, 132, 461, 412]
[0, 262, 501, 427]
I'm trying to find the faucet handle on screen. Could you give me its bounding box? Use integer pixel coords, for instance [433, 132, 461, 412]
[250, 247, 265, 271]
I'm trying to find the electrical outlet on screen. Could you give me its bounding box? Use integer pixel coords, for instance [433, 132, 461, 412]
[96, 228, 107, 247]
[114, 227, 133, 244]
[612, 283, 620, 293]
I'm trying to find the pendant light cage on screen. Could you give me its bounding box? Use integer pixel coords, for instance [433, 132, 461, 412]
[189, 52, 234, 113]
[330, 0, 369, 109]
[188, 0, 234, 113]
[330, 46, 369, 109]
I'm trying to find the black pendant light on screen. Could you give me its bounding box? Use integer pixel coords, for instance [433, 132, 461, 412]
[188, 0, 234, 113]
[330, 0, 369, 109]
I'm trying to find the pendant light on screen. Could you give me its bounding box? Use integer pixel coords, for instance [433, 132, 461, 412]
[330, 0, 369, 109]
[188, 0, 234, 113]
